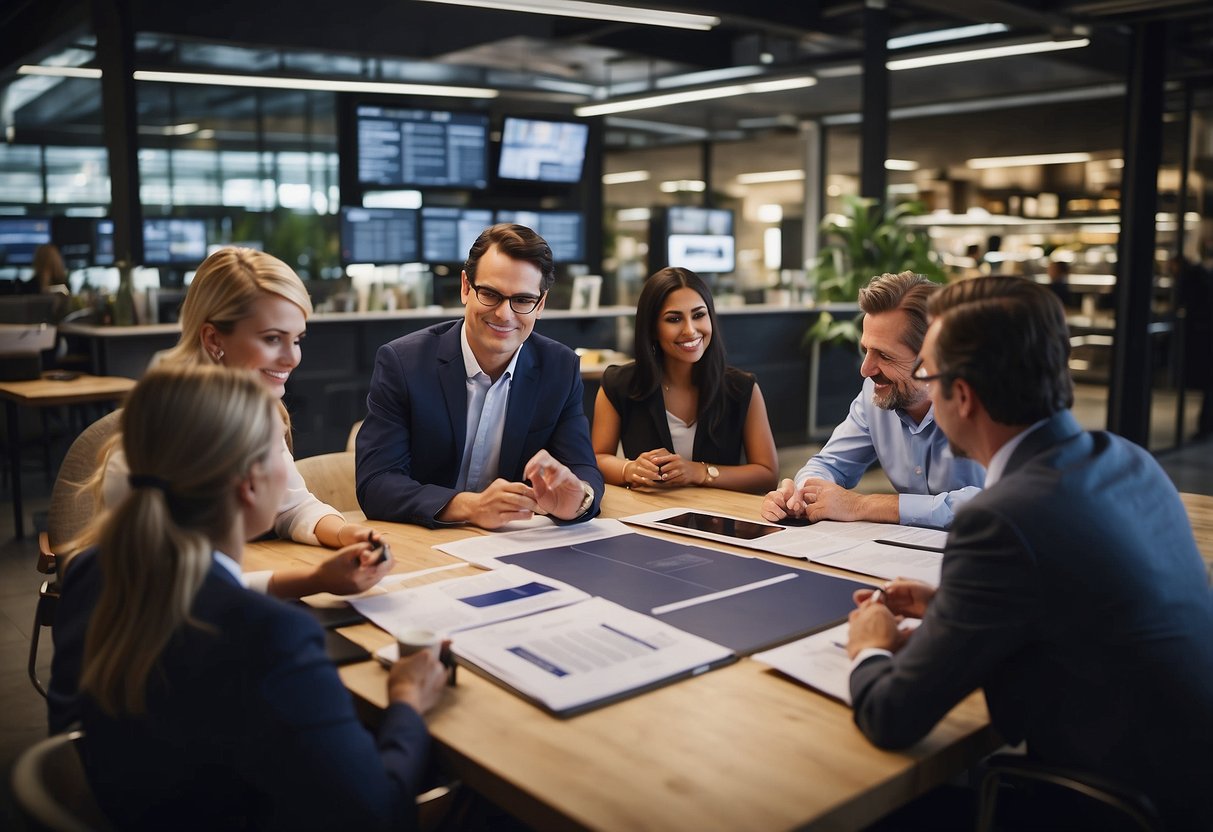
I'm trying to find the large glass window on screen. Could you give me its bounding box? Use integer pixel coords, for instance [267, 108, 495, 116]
[0, 145, 43, 203]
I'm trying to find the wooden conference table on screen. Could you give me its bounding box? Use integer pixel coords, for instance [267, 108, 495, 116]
[249, 484, 1002, 831]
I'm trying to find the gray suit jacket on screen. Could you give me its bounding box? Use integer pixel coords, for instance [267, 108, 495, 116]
[850, 410, 1213, 828]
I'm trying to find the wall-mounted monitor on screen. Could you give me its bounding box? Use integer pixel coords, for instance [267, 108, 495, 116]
[494, 210, 584, 263]
[497, 117, 589, 184]
[143, 218, 208, 266]
[340, 206, 420, 265]
[52, 217, 114, 267]
[420, 206, 493, 264]
[356, 105, 489, 190]
[665, 206, 735, 274]
[0, 217, 52, 266]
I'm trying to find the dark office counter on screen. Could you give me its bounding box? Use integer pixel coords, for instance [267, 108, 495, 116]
[61, 304, 846, 457]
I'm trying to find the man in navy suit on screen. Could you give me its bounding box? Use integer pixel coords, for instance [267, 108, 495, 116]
[357, 224, 603, 529]
[846, 276, 1213, 829]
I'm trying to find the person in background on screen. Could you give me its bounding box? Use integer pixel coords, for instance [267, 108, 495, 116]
[761, 271, 984, 529]
[50, 365, 449, 830]
[97, 247, 387, 597]
[357, 223, 603, 530]
[32, 243, 68, 293]
[845, 276, 1213, 830]
[592, 266, 778, 494]
[1045, 258, 1073, 309]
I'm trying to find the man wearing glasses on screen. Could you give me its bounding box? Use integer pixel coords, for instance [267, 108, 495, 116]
[357, 223, 603, 529]
[760, 271, 985, 529]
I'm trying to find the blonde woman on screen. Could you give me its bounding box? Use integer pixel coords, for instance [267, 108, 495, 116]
[101, 247, 385, 597]
[49, 365, 449, 829]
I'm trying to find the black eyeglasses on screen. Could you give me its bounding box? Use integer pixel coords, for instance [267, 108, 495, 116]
[467, 280, 544, 314]
[910, 356, 949, 384]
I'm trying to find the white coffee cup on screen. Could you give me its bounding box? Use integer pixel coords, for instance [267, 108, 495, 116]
[394, 627, 441, 661]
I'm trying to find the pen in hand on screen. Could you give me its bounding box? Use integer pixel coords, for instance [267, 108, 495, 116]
[367, 532, 390, 566]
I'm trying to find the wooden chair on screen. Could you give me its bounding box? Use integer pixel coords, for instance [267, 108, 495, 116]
[11, 731, 114, 832]
[346, 419, 363, 452]
[295, 451, 359, 513]
[30, 410, 120, 698]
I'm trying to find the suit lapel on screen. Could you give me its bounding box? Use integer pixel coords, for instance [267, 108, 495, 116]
[499, 343, 537, 479]
[437, 324, 469, 461]
[1004, 410, 1082, 476]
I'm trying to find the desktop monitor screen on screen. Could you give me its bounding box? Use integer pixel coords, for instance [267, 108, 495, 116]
[494, 210, 584, 263]
[497, 117, 589, 184]
[340, 206, 420, 265]
[143, 219, 208, 266]
[421, 207, 493, 264]
[665, 206, 735, 274]
[0, 217, 52, 266]
[356, 105, 489, 190]
[52, 217, 114, 267]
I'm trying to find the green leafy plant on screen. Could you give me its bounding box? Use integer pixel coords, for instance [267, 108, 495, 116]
[805, 195, 944, 346]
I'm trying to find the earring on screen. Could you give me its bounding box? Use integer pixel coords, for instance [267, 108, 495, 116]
[212, 349, 224, 363]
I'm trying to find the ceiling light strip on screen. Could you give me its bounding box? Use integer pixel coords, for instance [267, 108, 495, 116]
[18, 65, 102, 79]
[887, 37, 1090, 71]
[577, 76, 815, 117]
[967, 152, 1092, 169]
[887, 23, 1009, 50]
[415, 0, 718, 30]
[132, 70, 498, 98]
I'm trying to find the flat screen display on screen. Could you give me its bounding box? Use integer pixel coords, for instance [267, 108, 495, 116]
[665, 206, 735, 274]
[357, 105, 489, 189]
[656, 511, 785, 541]
[52, 217, 114, 267]
[0, 217, 52, 266]
[494, 210, 584, 263]
[340, 207, 420, 265]
[420, 207, 493, 264]
[143, 219, 208, 266]
[497, 117, 589, 184]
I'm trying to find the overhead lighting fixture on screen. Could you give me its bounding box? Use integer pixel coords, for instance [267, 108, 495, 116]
[736, 169, 805, 185]
[887, 37, 1089, 71]
[659, 180, 705, 193]
[18, 65, 102, 79]
[884, 159, 919, 171]
[415, 0, 719, 30]
[132, 69, 498, 99]
[577, 75, 815, 117]
[887, 23, 1009, 50]
[967, 152, 1092, 169]
[616, 208, 652, 222]
[602, 170, 651, 185]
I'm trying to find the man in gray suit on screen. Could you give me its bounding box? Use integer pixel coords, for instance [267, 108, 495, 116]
[846, 276, 1213, 829]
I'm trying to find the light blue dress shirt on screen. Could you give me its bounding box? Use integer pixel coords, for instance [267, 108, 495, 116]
[793, 378, 985, 529]
[455, 323, 522, 493]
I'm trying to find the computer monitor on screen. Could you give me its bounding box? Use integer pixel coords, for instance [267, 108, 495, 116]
[420, 207, 493, 264]
[356, 105, 489, 190]
[664, 206, 735, 274]
[143, 219, 208, 266]
[0, 217, 52, 266]
[497, 117, 589, 184]
[494, 210, 584, 263]
[340, 206, 420, 265]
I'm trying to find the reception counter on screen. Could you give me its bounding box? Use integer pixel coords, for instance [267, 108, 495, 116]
[62, 303, 855, 457]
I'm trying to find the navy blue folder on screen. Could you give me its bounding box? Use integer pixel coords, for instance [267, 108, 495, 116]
[501, 533, 868, 655]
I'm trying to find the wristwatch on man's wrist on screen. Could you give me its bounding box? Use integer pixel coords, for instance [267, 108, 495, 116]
[701, 462, 720, 485]
[573, 481, 595, 517]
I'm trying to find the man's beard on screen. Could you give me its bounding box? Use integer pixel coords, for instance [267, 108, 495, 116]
[871, 374, 927, 413]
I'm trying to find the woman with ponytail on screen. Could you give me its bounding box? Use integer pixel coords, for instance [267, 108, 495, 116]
[50, 365, 449, 831]
[98, 247, 387, 598]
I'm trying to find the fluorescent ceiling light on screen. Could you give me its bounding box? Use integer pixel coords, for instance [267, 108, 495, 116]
[967, 152, 1092, 169]
[616, 208, 652, 222]
[736, 169, 805, 185]
[602, 170, 651, 185]
[887, 23, 1008, 50]
[18, 65, 102, 79]
[132, 69, 497, 98]
[884, 159, 919, 171]
[577, 76, 815, 117]
[887, 37, 1089, 71]
[415, 0, 719, 30]
[659, 180, 705, 193]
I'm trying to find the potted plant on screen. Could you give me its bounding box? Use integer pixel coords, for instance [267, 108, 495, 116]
[804, 195, 944, 436]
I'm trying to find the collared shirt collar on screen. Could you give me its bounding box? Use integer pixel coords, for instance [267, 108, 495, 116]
[213, 549, 242, 582]
[896, 401, 935, 435]
[460, 321, 523, 381]
[984, 418, 1050, 487]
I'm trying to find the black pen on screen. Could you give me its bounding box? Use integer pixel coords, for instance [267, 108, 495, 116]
[368, 533, 390, 565]
[873, 539, 944, 554]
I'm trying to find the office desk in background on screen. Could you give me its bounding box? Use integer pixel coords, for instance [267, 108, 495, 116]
[249, 485, 999, 831]
[0, 372, 134, 539]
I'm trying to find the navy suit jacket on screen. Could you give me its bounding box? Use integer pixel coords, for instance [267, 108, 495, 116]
[49, 551, 430, 832]
[849, 411, 1213, 829]
[356, 320, 604, 527]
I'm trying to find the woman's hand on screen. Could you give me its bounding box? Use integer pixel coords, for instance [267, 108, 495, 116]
[647, 451, 706, 487]
[311, 536, 394, 595]
[621, 449, 667, 490]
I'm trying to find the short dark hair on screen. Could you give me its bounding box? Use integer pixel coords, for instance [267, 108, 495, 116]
[858, 271, 938, 354]
[464, 223, 556, 293]
[928, 276, 1073, 425]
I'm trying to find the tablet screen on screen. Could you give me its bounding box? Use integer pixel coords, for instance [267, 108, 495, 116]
[656, 512, 785, 540]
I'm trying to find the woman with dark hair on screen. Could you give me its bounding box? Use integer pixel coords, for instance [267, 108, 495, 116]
[593, 267, 778, 494]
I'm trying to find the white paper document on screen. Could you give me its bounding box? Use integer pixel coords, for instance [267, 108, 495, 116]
[452, 596, 735, 715]
[434, 518, 632, 566]
[811, 540, 943, 587]
[349, 564, 590, 637]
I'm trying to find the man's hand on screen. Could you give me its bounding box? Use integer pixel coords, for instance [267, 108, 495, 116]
[852, 579, 936, 619]
[798, 478, 900, 524]
[439, 480, 538, 529]
[387, 643, 450, 715]
[846, 598, 907, 659]
[524, 450, 589, 520]
[760, 478, 805, 522]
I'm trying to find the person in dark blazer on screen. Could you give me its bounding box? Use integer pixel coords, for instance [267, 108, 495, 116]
[48, 364, 450, 831]
[845, 276, 1213, 830]
[357, 224, 603, 529]
[593, 267, 778, 494]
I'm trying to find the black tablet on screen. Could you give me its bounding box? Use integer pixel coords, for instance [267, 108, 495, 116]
[655, 511, 786, 541]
